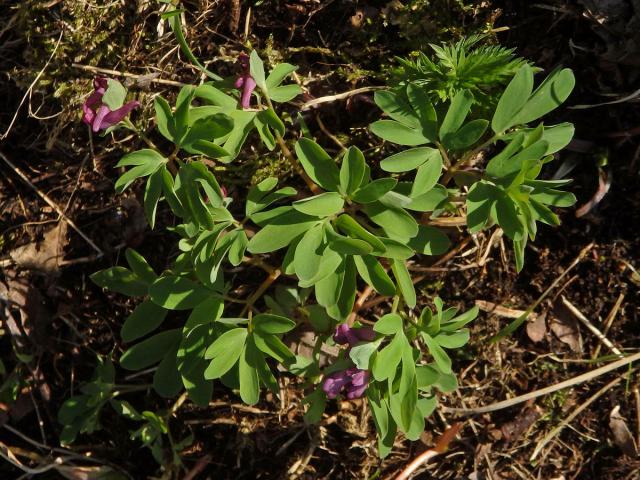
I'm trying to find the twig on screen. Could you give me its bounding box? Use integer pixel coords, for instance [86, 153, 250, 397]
[240, 268, 282, 317]
[393, 423, 462, 480]
[561, 295, 623, 357]
[0, 151, 104, 257]
[530, 368, 635, 461]
[593, 292, 625, 359]
[263, 96, 320, 194]
[570, 87, 640, 110]
[72, 63, 188, 87]
[182, 454, 212, 480]
[492, 242, 594, 341]
[299, 86, 383, 111]
[315, 113, 347, 151]
[1, 31, 63, 140]
[443, 350, 640, 415]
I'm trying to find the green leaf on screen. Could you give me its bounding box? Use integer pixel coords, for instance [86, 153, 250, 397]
[349, 338, 383, 370]
[334, 215, 386, 251]
[102, 79, 127, 110]
[353, 255, 396, 296]
[487, 139, 548, 178]
[439, 90, 474, 140]
[249, 51, 267, 91]
[120, 329, 181, 370]
[266, 63, 297, 89]
[303, 388, 327, 424]
[144, 168, 163, 229]
[149, 275, 215, 310]
[269, 84, 302, 103]
[372, 334, 403, 381]
[391, 260, 416, 308]
[406, 83, 437, 141]
[153, 344, 183, 397]
[218, 110, 257, 163]
[443, 119, 489, 150]
[339, 147, 366, 196]
[376, 237, 414, 260]
[423, 334, 452, 374]
[121, 300, 168, 342]
[173, 86, 195, 143]
[374, 313, 403, 335]
[292, 192, 344, 217]
[91, 267, 148, 297]
[228, 230, 249, 266]
[495, 193, 525, 241]
[252, 331, 295, 363]
[380, 147, 437, 173]
[293, 224, 324, 282]
[408, 225, 450, 255]
[466, 181, 500, 233]
[436, 330, 470, 348]
[351, 178, 397, 204]
[410, 152, 443, 196]
[294, 138, 340, 191]
[203, 328, 247, 378]
[154, 96, 174, 142]
[492, 64, 534, 133]
[530, 188, 576, 207]
[329, 237, 373, 256]
[374, 90, 420, 128]
[247, 209, 321, 254]
[370, 120, 429, 146]
[239, 341, 260, 405]
[328, 257, 357, 320]
[406, 185, 448, 212]
[363, 203, 418, 240]
[253, 314, 296, 334]
[193, 84, 236, 108]
[125, 249, 157, 284]
[512, 68, 575, 125]
[115, 149, 166, 193]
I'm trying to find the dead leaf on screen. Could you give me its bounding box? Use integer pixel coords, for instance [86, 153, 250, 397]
[56, 465, 128, 480]
[609, 405, 639, 457]
[526, 312, 547, 343]
[550, 300, 583, 352]
[0, 275, 51, 348]
[9, 222, 67, 273]
[500, 406, 542, 444]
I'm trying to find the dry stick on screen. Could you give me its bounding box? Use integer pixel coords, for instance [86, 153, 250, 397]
[72, 63, 188, 87]
[1, 32, 63, 140]
[593, 292, 625, 359]
[530, 368, 636, 461]
[561, 295, 623, 358]
[493, 242, 595, 340]
[393, 423, 462, 480]
[299, 86, 384, 111]
[0, 151, 104, 257]
[240, 268, 282, 317]
[443, 350, 640, 415]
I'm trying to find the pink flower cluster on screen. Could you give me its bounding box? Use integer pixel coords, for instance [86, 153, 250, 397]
[234, 53, 256, 109]
[321, 324, 375, 400]
[82, 78, 139, 132]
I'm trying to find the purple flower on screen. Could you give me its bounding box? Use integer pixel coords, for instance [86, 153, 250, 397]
[333, 323, 375, 346]
[234, 53, 257, 109]
[322, 367, 370, 400]
[82, 77, 140, 133]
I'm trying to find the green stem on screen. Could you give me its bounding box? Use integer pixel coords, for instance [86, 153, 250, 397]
[263, 95, 320, 194]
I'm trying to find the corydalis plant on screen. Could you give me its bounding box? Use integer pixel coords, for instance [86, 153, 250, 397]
[73, 20, 577, 462]
[394, 34, 532, 110]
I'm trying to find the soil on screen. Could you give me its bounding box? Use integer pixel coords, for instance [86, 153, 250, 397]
[0, 1, 639, 479]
